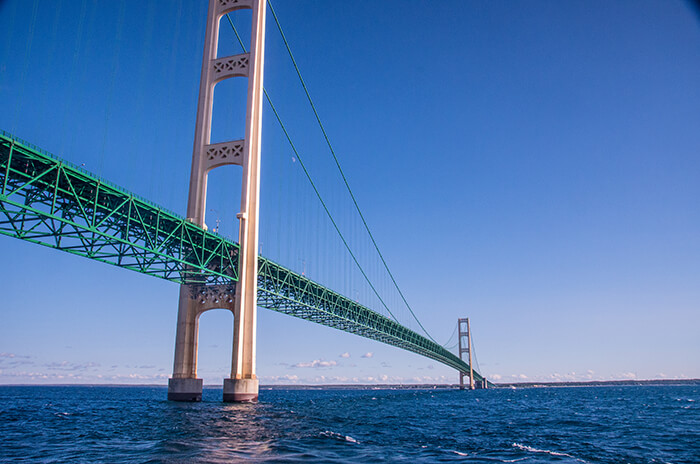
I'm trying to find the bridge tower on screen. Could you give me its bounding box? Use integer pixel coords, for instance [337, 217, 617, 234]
[168, 0, 266, 402]
[458, 318, 475, 390]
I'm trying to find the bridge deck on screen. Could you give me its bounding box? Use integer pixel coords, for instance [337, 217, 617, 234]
[0, 131, 485, 381]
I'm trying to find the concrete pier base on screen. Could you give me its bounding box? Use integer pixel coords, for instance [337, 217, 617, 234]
[223, 378, 259, 403]
[167, 378, 203, 402]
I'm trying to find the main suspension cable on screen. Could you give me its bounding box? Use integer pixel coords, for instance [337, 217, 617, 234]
[265, 0, 437, 343]
[226, 14, 400, 324]
[442, 321, 459, 348]
[471, 333, 482, 375]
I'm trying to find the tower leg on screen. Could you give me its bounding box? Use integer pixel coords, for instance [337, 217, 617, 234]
[221, 0, 265, 404]
[168, 285, 203, 401]
[223, 286, 259, 402]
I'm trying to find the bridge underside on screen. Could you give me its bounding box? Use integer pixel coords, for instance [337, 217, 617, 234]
[0, 131, 486, 383]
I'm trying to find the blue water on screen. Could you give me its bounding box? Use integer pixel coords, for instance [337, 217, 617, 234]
[0, 385, 697, 463]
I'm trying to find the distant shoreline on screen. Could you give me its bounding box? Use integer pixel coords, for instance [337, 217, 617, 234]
[490, 378, 700, 388]
[263, 379, 700, 389]
[1, 379, 698, 388]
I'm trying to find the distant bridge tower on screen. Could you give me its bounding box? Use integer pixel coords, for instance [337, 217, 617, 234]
[458, 318, 475, 390]
[168, 0, 266, 402]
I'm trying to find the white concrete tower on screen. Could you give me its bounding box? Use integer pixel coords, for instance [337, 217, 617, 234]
[168, 0, 266, 402]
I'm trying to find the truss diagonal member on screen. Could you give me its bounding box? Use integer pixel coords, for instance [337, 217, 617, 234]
[62, 171, 92, 227]
[5, 164, 59, 198]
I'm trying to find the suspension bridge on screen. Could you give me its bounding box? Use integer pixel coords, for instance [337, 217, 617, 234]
[0, 0, 490, 401]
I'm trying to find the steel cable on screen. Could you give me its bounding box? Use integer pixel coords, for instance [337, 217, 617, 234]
[264, 0, 438, 342]
[442, 321, 459, 348]
[226, 15, 400, 323]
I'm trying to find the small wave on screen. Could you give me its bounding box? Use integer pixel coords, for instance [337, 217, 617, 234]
[512, 443, 586, 462]
[319, 431, 359, 444]
[452, 450, 526, 462]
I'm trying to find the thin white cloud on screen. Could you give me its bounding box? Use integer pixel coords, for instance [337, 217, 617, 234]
[259, 374, 300, 383]
[339, 352, 350, 358]
[44, 361, 100, 372]
[489, 370, 668, 383]
[0, 352, 30, 359]
[256, 373, 457, 385]
[292, 359, 337, 368]
[361, 352, 373, 358]
[0, 370, 168, 382]
[113, 373, 169, 380]
[0, 357, 34, 368]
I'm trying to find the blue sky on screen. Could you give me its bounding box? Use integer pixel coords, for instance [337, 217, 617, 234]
[0, 0, 698, 385]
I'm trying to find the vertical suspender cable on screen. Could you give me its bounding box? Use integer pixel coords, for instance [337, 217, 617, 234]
[99, 1, 125, 176]
[265, 0, 437, 342]
[227, 15, 401, 323]
[12, 0, 40, 135]
[59, 0, 87, 158]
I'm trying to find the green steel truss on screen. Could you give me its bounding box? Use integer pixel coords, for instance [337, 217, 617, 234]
[0, 132, 239, 284]
[257, 258, 485, 380]
[0, 131, 485, 381]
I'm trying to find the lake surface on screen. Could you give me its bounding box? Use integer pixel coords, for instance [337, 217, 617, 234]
[1, 384, 697, 463]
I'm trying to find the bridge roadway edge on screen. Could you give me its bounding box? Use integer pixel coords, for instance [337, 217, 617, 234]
[0, 130, 488, 385]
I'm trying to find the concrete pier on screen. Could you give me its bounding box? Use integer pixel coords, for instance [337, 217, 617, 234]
[167, 378, 203, 402]
[223, 378, 259, 403]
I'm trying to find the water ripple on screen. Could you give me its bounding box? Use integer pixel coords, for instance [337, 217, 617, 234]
[0, 385, 698, 463]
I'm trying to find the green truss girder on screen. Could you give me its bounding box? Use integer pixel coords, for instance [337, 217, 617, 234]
[0, 130, 486, 381]
[0, 132, 239, 284]
[257, 258, 486, 381]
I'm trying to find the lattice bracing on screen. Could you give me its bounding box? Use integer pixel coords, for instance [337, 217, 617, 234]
[0, 132, 239, 284]
[204, 140, 244, 170]
[256, 258, 487, 380]
[0, 131, 487, 381]
[212, 54, 250, 81]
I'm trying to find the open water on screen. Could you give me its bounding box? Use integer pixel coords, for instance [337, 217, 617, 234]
[0, 385, 697, 463]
